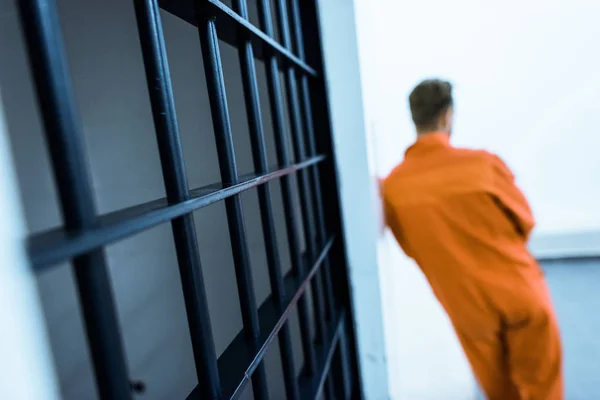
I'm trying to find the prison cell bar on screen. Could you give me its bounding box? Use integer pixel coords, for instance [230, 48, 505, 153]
[229, 237, 336, 399]
[273, 0, 329, 352]
[17, 0, 132, 398]
[20, 0, 354, 398]
[287, 0, 346, 397]
[297, 0, 363, 396]
[29, 156, 325, 269]
[158, 0, 316, 77]
[195, 4, 269, 399]
[185, 236, 340, 399]
[256, 0, 318, 379]
[132, 0, 222, 398]
[289, 0, 336, 326]
[232, 0, 301, 398]
[277, 1, 340, 398]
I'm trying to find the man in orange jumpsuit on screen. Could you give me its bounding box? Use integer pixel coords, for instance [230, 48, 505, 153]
[382, 79, 563, 400]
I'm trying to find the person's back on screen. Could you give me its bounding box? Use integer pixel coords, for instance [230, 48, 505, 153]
[382, 79, 563, 400]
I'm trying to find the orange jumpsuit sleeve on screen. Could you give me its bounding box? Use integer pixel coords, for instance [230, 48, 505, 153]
[491, 155, 535, 241]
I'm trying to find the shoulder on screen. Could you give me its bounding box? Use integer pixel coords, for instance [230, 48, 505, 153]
[455, 148, 512, 175]
[453, 147, 493, 163]
[477, 150, 514, 179]
[447, 148, 517, 191]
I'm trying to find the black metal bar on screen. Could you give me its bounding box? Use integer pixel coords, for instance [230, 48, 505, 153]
[257, 0, 318, 377]
[132, 0, 222, 397]
[289, 0, 335, 326]
[186, 237, 335, 400]
[289, 0, 305, 59]
[196, 8, 269, 399]
[233, 0, 300, 398]
[336, 324, 353, 399]
[229, 238, 335, 399]
[285, 66, 328, 346]
[284, 0, 341, 389]
[300, 76, 336, 319]
[29, 156, 324, 270]
[273, 0, 292, 50]
[289, 2, 347, 398]
[299, 0, 364, 396]
[274, 0, 328, 348]
[298, 311, 345, 400]
[157, 0, 317, 76]
[17, 1, 132, 398]
[316, 314, 345, 400]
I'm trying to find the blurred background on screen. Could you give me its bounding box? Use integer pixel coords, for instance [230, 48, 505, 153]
[354, 0, 600, 398]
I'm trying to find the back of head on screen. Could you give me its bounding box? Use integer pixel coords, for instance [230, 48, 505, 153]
[409, 79, 453, 134]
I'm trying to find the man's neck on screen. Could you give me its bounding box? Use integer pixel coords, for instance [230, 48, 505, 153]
[417, 130, 450, 138]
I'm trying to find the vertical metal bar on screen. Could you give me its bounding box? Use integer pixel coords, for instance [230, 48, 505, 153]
[288, 2, 339, 398]
[298, 76, 336, 317]
[232, 1, 301, 399]
[257, 0, 317, 377]
[195, 7, 269, 400]
[274, 0, 328, 348]
[289, 0, 335, 325]
[295, 1, 363, 396]
[132, 1, 222, 398]
[337, 325, 353, 399]
[17, 1, 131, 398]
[330, 350, 348, 400]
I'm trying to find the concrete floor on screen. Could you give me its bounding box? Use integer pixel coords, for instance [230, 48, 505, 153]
[543, 258, 600, 400]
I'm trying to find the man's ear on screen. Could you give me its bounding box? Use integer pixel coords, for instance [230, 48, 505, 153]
[444, 107, 454, 131]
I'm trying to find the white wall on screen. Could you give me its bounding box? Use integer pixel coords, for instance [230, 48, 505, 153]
[359, 0, 600, 235]
[0, 88, 60, 400]
[353, 0, 600, 398]
[317, 1, 390, 399]
[353, 3, 477, 399]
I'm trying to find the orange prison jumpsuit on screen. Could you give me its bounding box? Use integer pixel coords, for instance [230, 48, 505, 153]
[382, 133, 563, 400]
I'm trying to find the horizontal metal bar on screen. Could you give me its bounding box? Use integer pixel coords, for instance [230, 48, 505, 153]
[186, 236, 335, 400]
[29, 156, 325, 270]
[157, 0, 317, 77]
[299, 311, 345, 400]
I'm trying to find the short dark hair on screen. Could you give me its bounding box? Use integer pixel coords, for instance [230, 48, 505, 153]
[408, 79, 453, 131]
